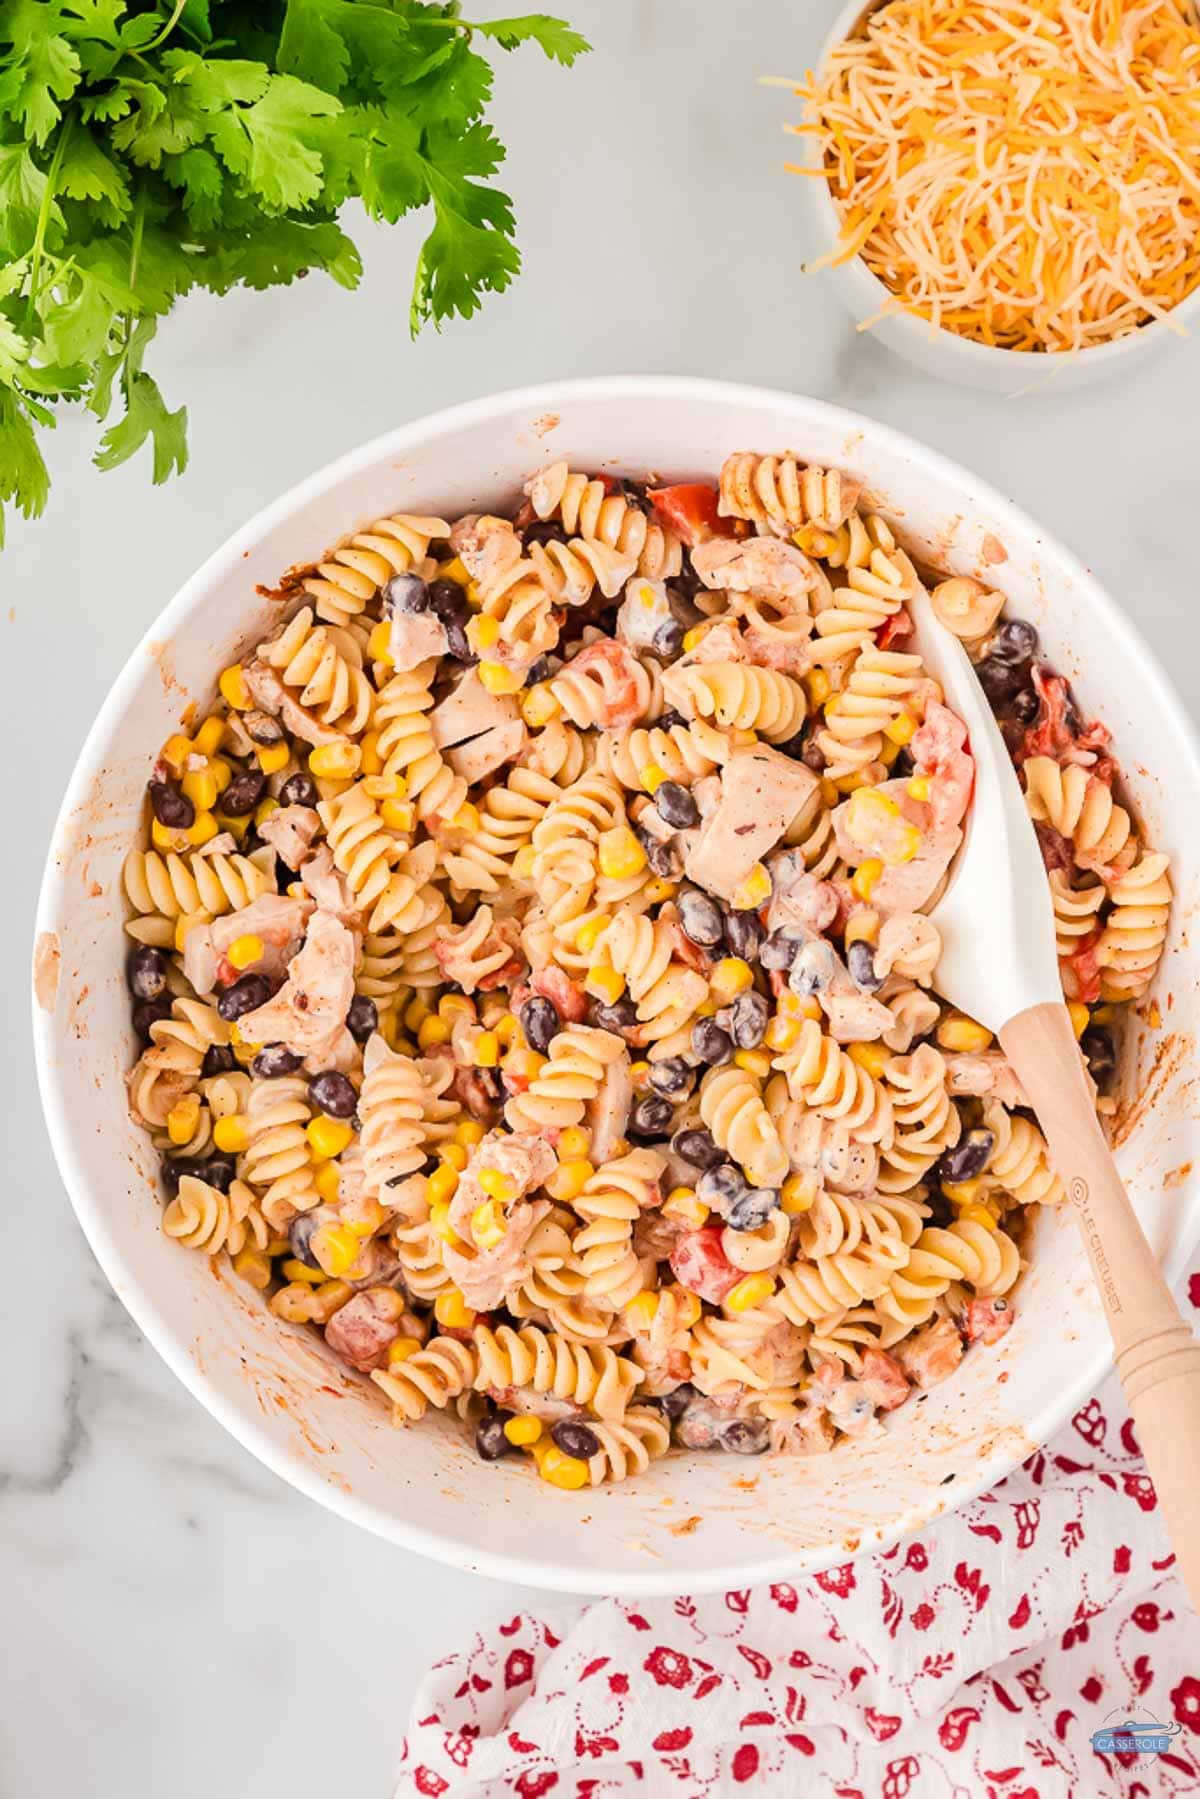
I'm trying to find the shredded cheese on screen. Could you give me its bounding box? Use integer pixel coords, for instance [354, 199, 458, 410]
[791, 0, 1200, 353]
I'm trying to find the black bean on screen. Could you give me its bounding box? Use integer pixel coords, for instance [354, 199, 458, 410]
[201, 1043, 237, 1077]
[522, 519, 568, 548]
[630, 1094, 674, 1138]
[1081, 1025, 1116, 1090]
[636, 825, 681, 879]
[588, 996, 639, 1033]
[691, 1017, 732, 1064]
[789, 938, 837, 996]
[132, 996, 173, 1041]
[678, 888, 724, 948]
[672, 1127, 723, 1170]
[761, 930, 801, 973]
[551, 1418, 600, 1460]
[991, 618, 1038, 664]
[847, 938, 882, 993]
[288, 1213, 321, 1268]
[519, 995, 560, 1054]
[801, 735, 827, 772]
[652, 616, 684, 660]
[1007, 686, 1040, 727]
[162, 1154, 235, 1195]
[127, 944, 168, 1001]
[726, 1185, 781, 1231]
[429, 577, 466, 617]
[221, 768, 266, 816]
[720, 1418, 771, 1455]
[659, 1383, 695, 1421]
[724, 909, 764, 962]
[524, 656, 552, 687]
[697, 1161, 746, 1210]
[728, 990, 769, 1050]
[475, 1413, 515, 1461]
[309, 1071, 357, 1118]
[279, 772, 319, 809]
[383, 572, 430, 614]
[252, 1044, 304, 1078]
[977, 654, 1029, 706]
[655, 780, 698, 829]
[444, 616, 476, 664]
[244, 709, 284, 746]
[474, 1066, 504, 1103]
[938, 1128, 996, 1184]
[346, 995, 378, 1043]
[148, 779, 194, 830]
[216, 973, 271, 1021]
[656, 707, 686, 731]
[648, 1057, 694, 1097]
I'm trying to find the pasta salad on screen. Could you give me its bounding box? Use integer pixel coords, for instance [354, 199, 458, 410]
[123, 451, 1170, 1490]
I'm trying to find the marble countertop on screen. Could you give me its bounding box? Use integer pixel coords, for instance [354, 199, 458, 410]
[6, 1, 1200, 1792]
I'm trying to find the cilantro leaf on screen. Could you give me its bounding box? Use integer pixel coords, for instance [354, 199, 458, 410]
[413, 122, 519, 328]
[207, 73, 341, 211]
[57, 126, 131, 223]
[0, 1, 82, 145]
[0, 389, 51, 546]
[95, 368, 188, 482]
[473, 16, 591, 65]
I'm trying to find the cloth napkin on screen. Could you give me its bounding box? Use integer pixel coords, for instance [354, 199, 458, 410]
[394, 1271, 1200, 1799]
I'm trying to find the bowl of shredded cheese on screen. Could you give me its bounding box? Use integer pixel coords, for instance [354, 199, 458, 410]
[786, 0, 1200, 390]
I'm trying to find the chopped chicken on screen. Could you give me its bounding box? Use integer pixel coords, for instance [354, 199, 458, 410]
[589, 1044, 634, 1164]
[684, 747, 818, 903]
[388, 607, 449, 673]
[616, 575, 675, 652]
[446, 717, 527, 784]
[673, 618, 747, 667]
[963, 1296, 1015, 1345]
[820, 988, 895, 1043]
[324, 1290, 404, 1373]
[691, 535, 819, 607]
[896, 1315, 964, 1389]
[257, 804, 321, 870]
[440, 1130, 557, 1312]
[431, 669, 522, 754]
[299, 842, 361, 925]
[243, 661, 343, 747]
[767, 854, 839, 935]
[856, 1348, 911, 1411]
[182, 891, 312, 996]
[944, 1051, 1030, 1110]
[241, 909, 356, 1064]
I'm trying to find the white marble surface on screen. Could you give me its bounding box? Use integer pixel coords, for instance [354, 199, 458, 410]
[6, 1, 1200, 1793]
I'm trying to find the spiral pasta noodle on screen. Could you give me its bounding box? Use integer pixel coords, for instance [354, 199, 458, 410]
[878, 1221, 1021, 1328]
[373, 664, 467, 826]
[663, 661, 806, 741]
[699, 1065, 789, 1188]
[255, 607, 373, 737]
[371, 1336, 478, 1423]
[164, 1175, 268, 1257]
[595, 718, 730, 790]
[472, 1323, 643, 1418]
[1096, 852, 1172, 999]
[504, 1026, 628, 1134]
[816, 647, 930, 780]
[581, 1409, 671, 1486]
[877, 1045, 959, 1193]
[301, 512, 449, 627]
[983, 1102, 1064, 1207]
[123, 847, 275, 933]
[1023, 757, 1137, 877]
[572, 1149, 664, 1311]
[774, 1019, 894, 1147]
[241, 1076, 318, 1226]
[718, 451, 861, 535]
[526, 461, 682, 579]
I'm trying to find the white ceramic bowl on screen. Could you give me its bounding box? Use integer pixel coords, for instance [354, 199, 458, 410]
[797, 0, 1200, 393]
[33, 377, 1200, 1596]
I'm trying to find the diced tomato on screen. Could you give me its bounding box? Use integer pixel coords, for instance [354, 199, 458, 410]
[857, 1348, 910, 1411]
[1065, 929, 1103, 1005]
[912, 700, 974, 831]
[1018, 667, 1111, 767]
[876, 607, 913, 650]
[1033, 821, 1074, 878]
[669, 1225, 740, 1304]
[533, 965, 587, 1022]
[324, 1292, 402, 1373]
[558, 639, 646, 729]
[647, 483, 737, 547]
[963, 1296, 1015, 1346]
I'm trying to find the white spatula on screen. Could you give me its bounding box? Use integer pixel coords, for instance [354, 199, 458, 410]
[910, 583, 1200, 1610]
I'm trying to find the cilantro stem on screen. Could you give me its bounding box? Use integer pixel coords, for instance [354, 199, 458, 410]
[144, 0, 189, 54]
[25, 112, 74, 335]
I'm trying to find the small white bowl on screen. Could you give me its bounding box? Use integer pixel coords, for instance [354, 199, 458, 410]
[33, 377, 1200, 1595]
[796, 0, 1200, 393]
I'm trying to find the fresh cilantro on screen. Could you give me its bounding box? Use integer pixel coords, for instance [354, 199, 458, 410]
[0, 0, 589, 543]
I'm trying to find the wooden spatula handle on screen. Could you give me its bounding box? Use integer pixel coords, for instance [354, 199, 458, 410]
[1000, 1000, 1200, 1611]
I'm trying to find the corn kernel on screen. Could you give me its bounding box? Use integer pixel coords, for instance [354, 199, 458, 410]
[629, 1059, 652, 1090]
[944, 1177, 985, 1205]
[161, 732, 193, 771]
[226, 933, 264, 971]
[505, 1047, 547, 1083]
[434, 1288, 477, 1330]
[1068, 1001, 1090, 1040]
[806, 667, 832, 708]
[454, 1118, 486, 1150]
[586, 963, 626, 1005]
[254, 797, 279, 829]
[576, 914, 611, 954]
[471, 1199, 508, 1250]
[403, 998, 432, 1033]
[213, 1113, 250, 1154]
[423, 1162, 458, 1209]
[381, 798, 416, 833]
[731, 862, 771, 911]
[936, 1014, 994, 1054]
[682, 624, 712, 652]
[711, 957, 754, 1001]
[672, 1288, 702, 1330]
[368, 620, 393, 663]
[546, 1157, 594, 1202]
[844, 908, 879, 948]
[557, 1126, 590, 1160]
[307, 1116, 354, 1160]
[451, 801, 481, 833]
[764, 1014, 800, 1052]
[884, 710, 917, 746]
[418, 1015, 452, 1049]
[779, 989, 821, 1021]
[643, 877, 678, 905]
[214, 811, 250, 842]
[520, 683, 561, 727]
[906, 775, 932, 803]
[639, 762, 667, 794]
[781, 1172, 817, 1215]
[210, 757, 233, 796]
[726, 1273, 776, 1312]
[166, 1095, 201, 1145]
[347, 1196, 387, 1237]
[847, 1041, 890, 1078]
[733, 1047, 772, 1079]
[438, 556, 469, 585]
[540, 1447, 590, 1489]
[851, 858, 883, 902]
[218, 665, 250, 710]
[470, 613, 501, 650]
[282, 1258, 325, 1286]
[513, 845, 537, 879]
[504, 1415, 543, 1447]
[232, 1246, 271, 1289]
[477, 659, 523, 696]
[387, 1337, 419, 1366]
[255, 740, 290, 775]
[314, 1160, 343, 1204]
[311, 1223, 360, 1278]
[961, 1203, 999, 1231]
[429, 1198, 462, 1246]
[151, 818, 186, 852]
[479, 1167, 517, 1205]
[436, 1144, 466, 1175]
[439, 993, 476, 1021]
[494, 1013, 522, 1048]
[663, 1187, 709, 1228]
[187, 810, 219, 848]
[597, 826, 647, 882]
[309, 741, 362, 781]
[180, 765, 218, 814]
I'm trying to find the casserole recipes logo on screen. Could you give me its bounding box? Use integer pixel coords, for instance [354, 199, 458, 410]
[1090, 1709, 1183, 1759]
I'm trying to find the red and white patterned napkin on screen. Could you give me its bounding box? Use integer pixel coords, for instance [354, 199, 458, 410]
[395, 1272, 1200, 1799]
